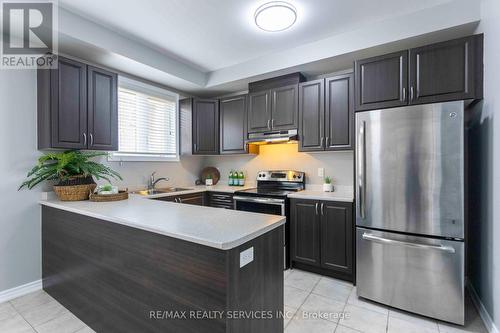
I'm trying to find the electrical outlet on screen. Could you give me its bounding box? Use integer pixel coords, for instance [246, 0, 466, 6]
[240, 247, 254, 268]
[318, 168, 325, 178]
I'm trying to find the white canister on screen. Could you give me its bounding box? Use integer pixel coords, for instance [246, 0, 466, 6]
[205, 178, 213, 186]
[323, 183, 334, 192]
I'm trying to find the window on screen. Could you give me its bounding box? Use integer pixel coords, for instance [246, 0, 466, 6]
[110, 77, 179, 162]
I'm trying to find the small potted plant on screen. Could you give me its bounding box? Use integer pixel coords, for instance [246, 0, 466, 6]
[19, 150, 122, 201]
[323, 176, 334, 192]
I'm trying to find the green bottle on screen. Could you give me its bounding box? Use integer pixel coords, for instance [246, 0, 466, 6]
[239, 171, 245, 186]
[229, 170, 234, 186]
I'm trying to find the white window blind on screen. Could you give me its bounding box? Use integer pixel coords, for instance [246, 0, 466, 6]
[110, 78, 179, 162]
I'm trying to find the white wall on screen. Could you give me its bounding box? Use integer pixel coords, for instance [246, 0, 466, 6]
[0, 70, 203, 294]
[0, 70, 42, 291]
[468, 0, 500, 331]
[204, 143, 353, 187]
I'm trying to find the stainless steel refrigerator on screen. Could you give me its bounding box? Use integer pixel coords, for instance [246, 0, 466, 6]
[355, 101, 465, 325]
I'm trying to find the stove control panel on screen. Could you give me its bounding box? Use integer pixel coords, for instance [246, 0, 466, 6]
[256, 170, 305, 182]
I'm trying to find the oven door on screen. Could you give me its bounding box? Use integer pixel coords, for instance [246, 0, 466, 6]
[233, 196, 285, 216]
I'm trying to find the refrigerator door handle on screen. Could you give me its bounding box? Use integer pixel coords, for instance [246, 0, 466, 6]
[357, 121, 366, 219]
[362, 233, 456, 254]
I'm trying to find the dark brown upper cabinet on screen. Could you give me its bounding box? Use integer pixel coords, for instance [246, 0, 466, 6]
[220, 95, 248, 154]
[192, 99, 219, 155]
[298, 79, 325, 152]
[355, 50, 409, 112]
[87, 66, 118, 151]
[325, 74, 354, 151]
[248, 90, 271, 132]
[299, 74, 354, 152]
[355, 34, 483, 111]
[271, 84, 299, 130]
[38, 56, 118, 151]
[248, 72, 305, 133]
[409, 35, 483, 105]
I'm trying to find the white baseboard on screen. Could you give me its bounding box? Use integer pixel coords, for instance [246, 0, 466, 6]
[0, 280, 42, 304]
[467, 281, 499, 333]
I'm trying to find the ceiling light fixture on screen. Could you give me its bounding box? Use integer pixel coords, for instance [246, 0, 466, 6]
[254, 1, 297, 32]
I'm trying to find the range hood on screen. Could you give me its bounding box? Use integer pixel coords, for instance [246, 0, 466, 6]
[246, 129, 298, 145]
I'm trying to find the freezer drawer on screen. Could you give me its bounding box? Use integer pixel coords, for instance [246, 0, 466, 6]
[356, 228, 464, 324]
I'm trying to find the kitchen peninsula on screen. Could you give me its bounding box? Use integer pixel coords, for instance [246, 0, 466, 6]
[40, 196, 285, 333]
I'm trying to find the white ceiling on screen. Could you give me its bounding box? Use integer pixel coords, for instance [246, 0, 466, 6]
[59, 0, 452, 72]
[55, 0, 481, 96]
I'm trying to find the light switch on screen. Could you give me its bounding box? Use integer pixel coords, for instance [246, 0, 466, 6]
[318, 168, 324, 177]
[240, 247, 254, 268]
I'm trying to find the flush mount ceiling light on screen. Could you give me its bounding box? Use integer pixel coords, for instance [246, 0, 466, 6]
[254, 1, 297, 32]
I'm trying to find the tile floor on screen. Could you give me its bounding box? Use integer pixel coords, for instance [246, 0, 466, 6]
[0, 269, 488, 333]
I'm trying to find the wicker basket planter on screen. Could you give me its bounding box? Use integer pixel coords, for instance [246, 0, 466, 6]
[53, 175, 96, 201]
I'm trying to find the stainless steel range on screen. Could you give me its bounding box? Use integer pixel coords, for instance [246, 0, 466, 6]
[234, 170, 305, 269]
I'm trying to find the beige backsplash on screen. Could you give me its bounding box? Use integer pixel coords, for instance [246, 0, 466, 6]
[203, 143, 354, 186]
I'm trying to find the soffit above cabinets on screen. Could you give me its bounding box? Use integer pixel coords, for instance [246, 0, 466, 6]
[55, 0, 480, 96]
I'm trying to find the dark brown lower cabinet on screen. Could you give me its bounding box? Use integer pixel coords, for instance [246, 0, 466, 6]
[207, 192, 234, 209]
[154, 192, 206, 206]
[290, 199, 321, 265]
[291, 198, 354, 281]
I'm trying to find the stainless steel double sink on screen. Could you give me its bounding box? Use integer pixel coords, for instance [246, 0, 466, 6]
[131, 188, 192, 196]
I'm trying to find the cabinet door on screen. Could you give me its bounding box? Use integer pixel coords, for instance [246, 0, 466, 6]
[409, 35, 483, 104]
[355, 51, 408, 111]
[192, 99, 219, 155]
[177, 193, 205, 206]
[220, 95, 247, 154]
[248, 90, 271, 133]
[87, 66, 118, 151]
[298, 79, 325, 152]
[271, 84, 298, 130]
[325, 73, 354, 151]
[320, 201, 353, 275]
[291, 199, 321, 266]
[50, 57, 87, 149]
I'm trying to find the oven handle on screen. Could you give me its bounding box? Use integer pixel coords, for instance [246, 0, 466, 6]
[233, 196, 285, 205]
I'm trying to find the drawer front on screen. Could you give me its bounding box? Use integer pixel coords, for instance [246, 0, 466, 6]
[356, 228, 464, 324]
[208, 192, 234, 209]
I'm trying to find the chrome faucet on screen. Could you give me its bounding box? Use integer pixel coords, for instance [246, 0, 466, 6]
[147, 172, 169, 191]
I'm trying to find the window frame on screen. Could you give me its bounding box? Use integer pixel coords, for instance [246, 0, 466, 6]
[109, 77, 180, 162]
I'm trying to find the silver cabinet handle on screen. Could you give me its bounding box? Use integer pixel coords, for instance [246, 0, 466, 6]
[89, 133, 94, 147]
[83, 133, 87, 146]
[357, 121, 366, 219]
[362, 233, 456, 254]
[271, 119, 275, 128]
[315, 203, 319, 215]
[267, 119, 270, 130]
[320, 137, 324, 148]
[402, 87, 406, 102]
[325, 137, 329, 147]
[194, 143, 197, 152]
[178, 197, 182, 203]
[410, 86, 414, 101]
[321, 203, 324, 216]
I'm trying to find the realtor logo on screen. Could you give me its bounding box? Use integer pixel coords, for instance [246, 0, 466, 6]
[1, 0, 58, 69]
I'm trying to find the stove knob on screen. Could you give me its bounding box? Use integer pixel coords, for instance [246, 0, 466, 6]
[293, 175, 296, 179]
[297, 175, 302, 179]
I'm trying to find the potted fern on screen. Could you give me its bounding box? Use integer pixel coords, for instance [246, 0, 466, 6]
[19, 150, 122, 201]
[323, 176, 334, 192]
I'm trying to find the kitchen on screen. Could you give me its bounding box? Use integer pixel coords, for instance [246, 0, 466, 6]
[0, 1, 498, 333]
